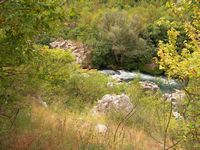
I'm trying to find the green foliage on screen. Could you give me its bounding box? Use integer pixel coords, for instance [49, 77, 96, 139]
[157, 0, 199, 79]
[35, 47, 75, 84]
[56, 1, 168, 71]
[157, 0, 200, 148]
[66, 71, 109, 103]
[138, 63, 164, 75]
[0, 0, 199, 149]
[158, 26, 200, 79]
[23, 47, 127, 110]
[68, 7, 80, 20]
[91, 10, 152, 70]
[0, 0, 66, 66]
[141, 22, 189, 57]
[107, 80, 180, 146]
[183, 79, 200, 148]
[140, 24, 169, 55]
[0, 0, 68, 108]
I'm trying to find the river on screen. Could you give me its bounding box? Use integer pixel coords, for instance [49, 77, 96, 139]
[100, 69, 185, 93]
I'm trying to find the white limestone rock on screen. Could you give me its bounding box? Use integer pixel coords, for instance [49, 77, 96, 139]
[95, 124, 108, 134]
[92, 94, 133, 116]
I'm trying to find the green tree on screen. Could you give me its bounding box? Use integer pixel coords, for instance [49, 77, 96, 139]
[157, 0, 200, 148]
[0, 0, 67, 110]
[0, 0, 66, 67]
[92, 10, 152, 69]
[157, 0, 200, 80]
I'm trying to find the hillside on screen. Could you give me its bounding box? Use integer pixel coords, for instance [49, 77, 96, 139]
[0, 0, 200, 150]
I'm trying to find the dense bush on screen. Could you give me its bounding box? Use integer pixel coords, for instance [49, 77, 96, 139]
[91, 10, 152, 70]
[47, 1, 169, 72]
[157, 0, 200, 148]
[140, 24, 169, 55]
[141, 23, 189, 57]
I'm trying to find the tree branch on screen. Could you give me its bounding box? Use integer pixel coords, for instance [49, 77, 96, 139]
[166, 138, 183, 150]
[113, 105, 137, 142]
[164, 80, 174, 150]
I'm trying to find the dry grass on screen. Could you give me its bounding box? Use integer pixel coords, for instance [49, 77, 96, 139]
[0, 103, 164, 150]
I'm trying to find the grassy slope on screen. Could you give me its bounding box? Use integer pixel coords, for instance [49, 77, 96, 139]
[0, 103, 163, 150]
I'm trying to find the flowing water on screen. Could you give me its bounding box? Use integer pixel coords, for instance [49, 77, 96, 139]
[100, 69, 184, 93]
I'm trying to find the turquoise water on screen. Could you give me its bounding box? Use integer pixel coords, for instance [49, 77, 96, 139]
[100, 70, 185, 93]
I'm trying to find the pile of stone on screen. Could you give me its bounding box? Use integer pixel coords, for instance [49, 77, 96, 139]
[139, 81, 159, 92]
[164, 89, 185, 105]
[49, 38, 91, 68]
[92, 94, 133, 116]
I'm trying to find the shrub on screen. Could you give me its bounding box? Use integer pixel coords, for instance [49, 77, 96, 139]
[141, 23, 189, 57]
[91, 10, 152, 70]
[65, 71, 109, 103]
[140, 24, 169, 55]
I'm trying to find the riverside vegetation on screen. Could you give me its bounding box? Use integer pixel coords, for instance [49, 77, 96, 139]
[0, 0, 200, 150]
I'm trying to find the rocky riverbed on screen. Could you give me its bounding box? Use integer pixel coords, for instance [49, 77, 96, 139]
[98, 69, 186, 119]
[49, 39, 186, 119]
[100, 69, 185, 93]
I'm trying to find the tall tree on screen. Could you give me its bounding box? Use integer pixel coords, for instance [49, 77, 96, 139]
[0, 0, 67, 107]
[0, 0, 66, 68]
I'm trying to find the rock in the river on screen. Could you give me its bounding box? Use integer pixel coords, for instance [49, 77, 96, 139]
[95, 124, 108, 134]
[164, 90, 185, 104]
[139, 81, 159, 92]
[92, 94, 133, 115]
[99, 69, 182, 91]
[49, 38, 92, 68]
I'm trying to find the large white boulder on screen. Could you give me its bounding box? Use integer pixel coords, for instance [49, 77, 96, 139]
[92, 94, 133, 115]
